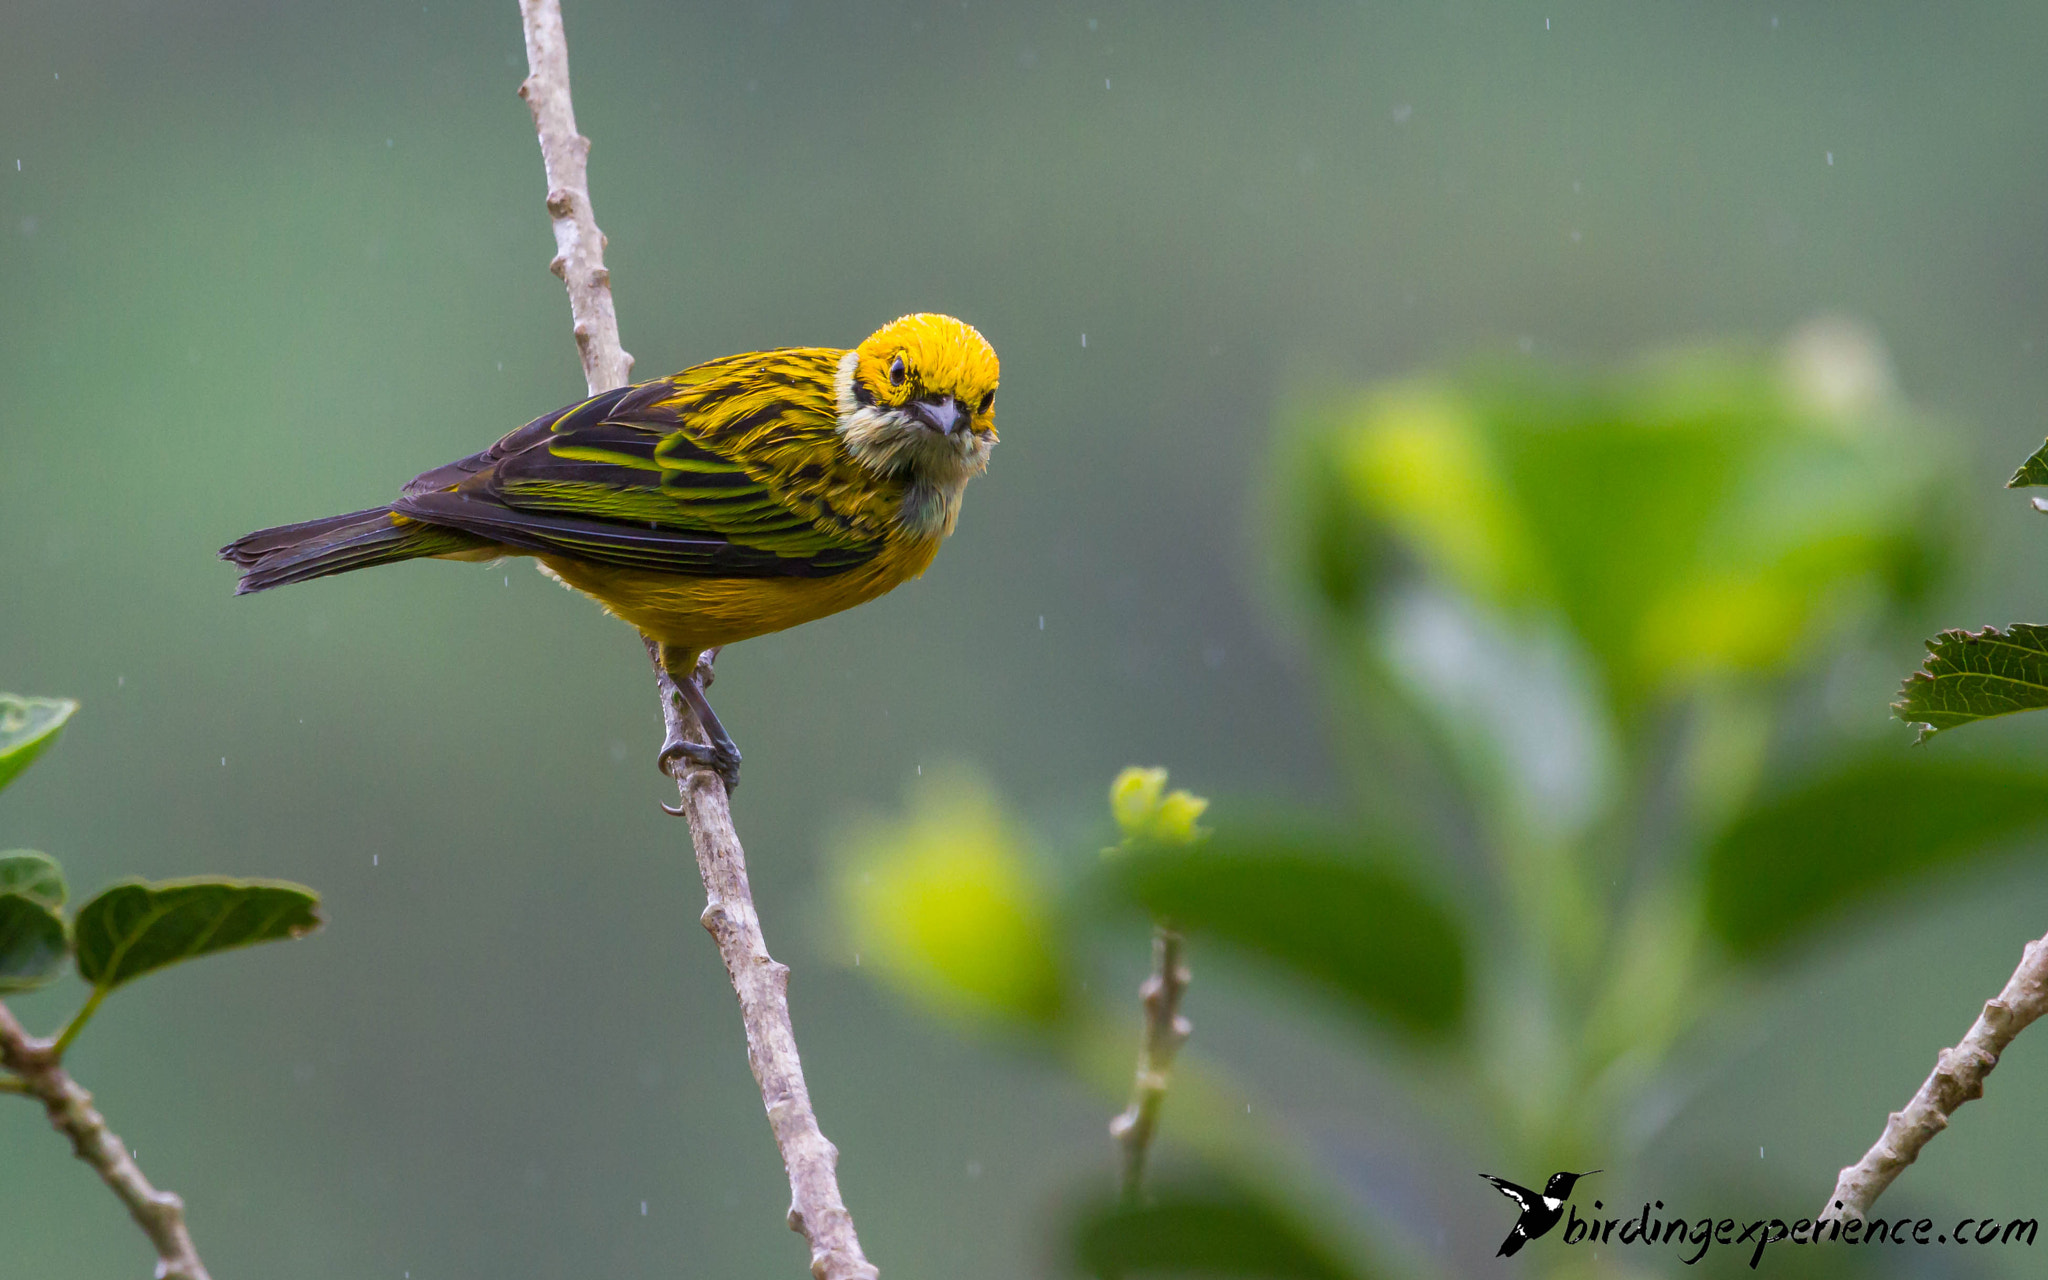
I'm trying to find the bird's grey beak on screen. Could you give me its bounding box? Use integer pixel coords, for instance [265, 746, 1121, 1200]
[910, 395, 964, 435]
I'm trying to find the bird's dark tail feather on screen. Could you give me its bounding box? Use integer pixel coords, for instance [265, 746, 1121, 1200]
[221, 507, 481, 594]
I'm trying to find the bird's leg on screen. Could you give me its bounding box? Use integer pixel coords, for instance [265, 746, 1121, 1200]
[645, 637, 742, 795]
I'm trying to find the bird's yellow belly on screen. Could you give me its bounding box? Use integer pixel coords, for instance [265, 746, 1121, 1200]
[527, 537, 942, 654]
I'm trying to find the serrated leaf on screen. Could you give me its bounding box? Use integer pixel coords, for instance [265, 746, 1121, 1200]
[0, 695, 77, 793]
[1894, 624, 2048, 738]
[2007, 439, 2048, 488]
[0, 891, 69, 994]
[1091, 831, 1467, 1038]
[1069, 1182, 1367, 1280]
[74, 878, 321, 992]
[0, 850, 66, 910]
[1704, 758, 2048, 958]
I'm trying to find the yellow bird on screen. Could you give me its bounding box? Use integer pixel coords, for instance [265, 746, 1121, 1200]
[222, 313, 1000, 790]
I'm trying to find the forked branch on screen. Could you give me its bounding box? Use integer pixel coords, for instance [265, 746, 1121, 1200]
[0, 1003, 209, 1280]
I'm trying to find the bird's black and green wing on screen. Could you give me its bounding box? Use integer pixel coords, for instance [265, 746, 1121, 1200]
[391, 362, 885, 579]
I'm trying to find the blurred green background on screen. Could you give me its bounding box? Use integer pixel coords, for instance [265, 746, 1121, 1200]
[7, 2, 2048, 1277]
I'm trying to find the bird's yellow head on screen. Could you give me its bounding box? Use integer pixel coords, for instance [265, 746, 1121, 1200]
[835, 314, 1000, 500]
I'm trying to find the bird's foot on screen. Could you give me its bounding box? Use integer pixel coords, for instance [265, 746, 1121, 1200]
[656, 732, 742, 797]
[644, 637, 741, 808]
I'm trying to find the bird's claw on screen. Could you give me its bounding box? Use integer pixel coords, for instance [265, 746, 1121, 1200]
[656, 735, 742, 801]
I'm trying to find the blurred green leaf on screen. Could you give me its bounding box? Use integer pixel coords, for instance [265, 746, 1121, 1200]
[0, 891, 69, 995]
[1093, 832, 1466, 1038]
[74, 878, 321, 992]
[834, 771, 1066, 1029]
[0, 695, 78, 793]
[1069, 1182, 1367, 1280]
[0, 850, 66, 910]
[1289, 333, 1948, 714]
[1894, 625, 2048, 739]
[1285, 423, 1393, 620]
[1704, 759, 2048, 957]
[2007, 439, 2048, 488]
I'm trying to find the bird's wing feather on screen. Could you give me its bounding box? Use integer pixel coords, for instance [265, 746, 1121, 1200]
[1479, 1175, 1541, 1212]
[392, 351, 893, 579]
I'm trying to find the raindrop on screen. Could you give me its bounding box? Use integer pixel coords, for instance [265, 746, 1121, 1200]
[1826, 151, 1833, 165]
[1038, 615, 1045, 630]
[916, 764, 922, 775]
[1760, 1147, 1765, 1159]
[640, 1201, 648, 1216]
[1391, 104, 1412, 124]
[1088, 17, 1098, 30]
[221, 757, 227, 767]
[1105, 78, 1112, 90]
[966, 1160, 983, 1179]
[1080, 333, 1088, 348]
[117, 675, 124, 688]
[373, 854, 379, 866]
[385, 138, 394, 148]
[1545, 16, 1550, 29]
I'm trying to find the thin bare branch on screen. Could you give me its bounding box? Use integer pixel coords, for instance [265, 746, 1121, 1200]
[517, 0, 632, 395]
[0, 1001, 210, 1280]
[1110, 925, 1192, 1200]
[516, 6, 875, 1276]
[652, 651, 878, 1280]
[1820, 930, 2048, 1222]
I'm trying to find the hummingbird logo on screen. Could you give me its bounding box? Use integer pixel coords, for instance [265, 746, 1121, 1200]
[1478, 1170, 1599, 1257]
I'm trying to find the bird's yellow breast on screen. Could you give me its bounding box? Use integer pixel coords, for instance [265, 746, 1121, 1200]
[534, 534, 944, 657]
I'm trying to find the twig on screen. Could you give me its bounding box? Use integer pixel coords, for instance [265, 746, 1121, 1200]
[516, 6, 875, 1277]
[517, 0, 632, 396]
[655, 658, 878, 1280]
[1820, 930, 2048, 1223]
[0, 1001, 210, 1280]
[1109, 924, 1192, 1200]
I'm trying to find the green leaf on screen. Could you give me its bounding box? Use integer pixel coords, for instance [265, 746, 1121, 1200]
[2007, 440, 2048, 488]
[0, 850, 66, 910]
[1070, 1182, 1367, 1280]
[1290, 341, 1951, 715]
[0, 891, 69, 994]
[834, 771, 1067, 1030]
[1704, 758, 2048, 958]
[74, 878, 322, 992]
[1895, 624, 2048, 739]
[1092, 831, 1467, 1038]
[0, 695, 77, 793]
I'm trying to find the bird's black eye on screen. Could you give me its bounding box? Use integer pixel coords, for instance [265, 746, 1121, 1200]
[978, 389, 995, 414]
[888, 356, 906, 387]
